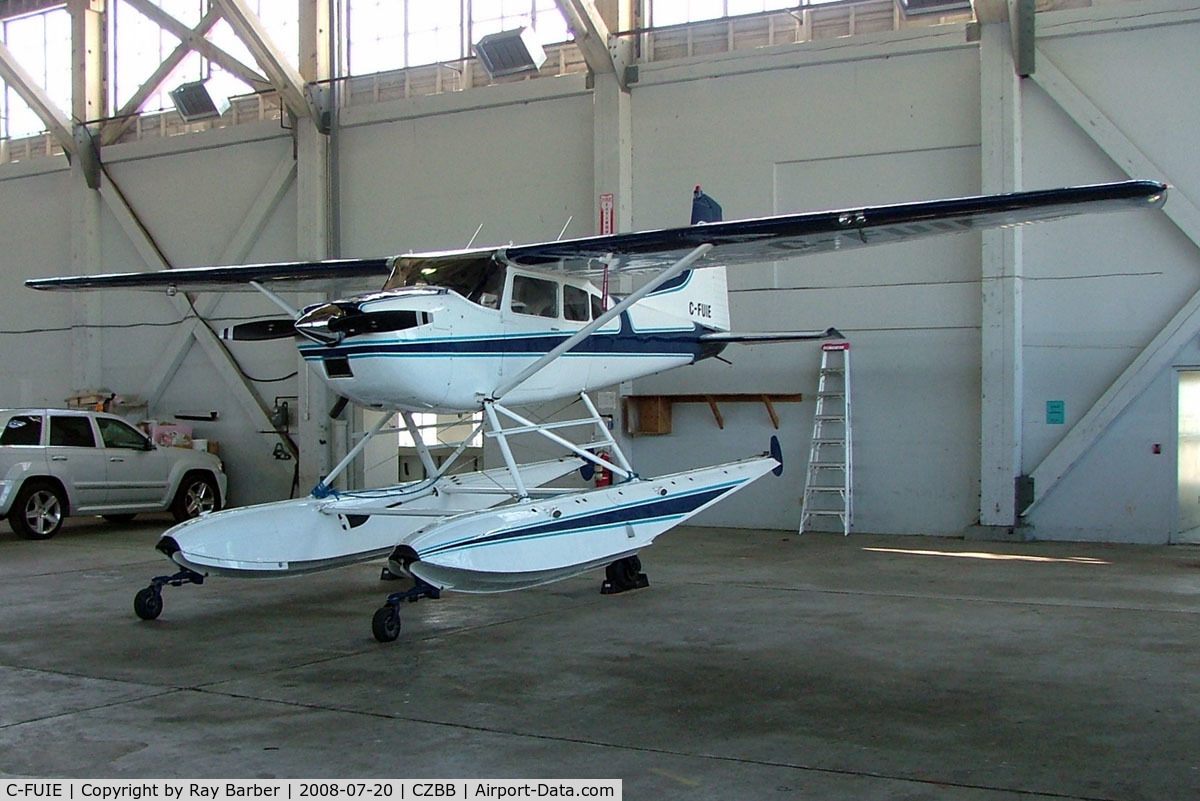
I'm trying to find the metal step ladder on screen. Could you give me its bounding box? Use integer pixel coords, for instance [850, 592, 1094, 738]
[800, 341, 853, 535]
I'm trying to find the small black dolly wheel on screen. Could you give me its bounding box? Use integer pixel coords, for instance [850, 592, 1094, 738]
[134, 586, 164, 621]
[606, 555, 642, 589]
[372, 605, 401, 642]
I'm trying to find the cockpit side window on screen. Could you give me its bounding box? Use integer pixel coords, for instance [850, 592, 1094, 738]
[511, 275, 559, 318]
[383, 255, 503, 310]
[563, 285, 590, 322]
[470, 266, 505, 310]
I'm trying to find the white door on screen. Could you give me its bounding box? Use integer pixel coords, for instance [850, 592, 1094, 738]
[1177, 371, 1200, 543]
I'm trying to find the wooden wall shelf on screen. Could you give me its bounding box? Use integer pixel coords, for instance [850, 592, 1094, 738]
[622, 393, 803, 435]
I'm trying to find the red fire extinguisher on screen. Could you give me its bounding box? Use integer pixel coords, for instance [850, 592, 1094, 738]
[594, 450, 613, 487]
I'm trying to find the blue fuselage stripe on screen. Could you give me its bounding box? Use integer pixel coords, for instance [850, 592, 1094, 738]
[419, 481, 742, 558]
[299, 314, 721, 363]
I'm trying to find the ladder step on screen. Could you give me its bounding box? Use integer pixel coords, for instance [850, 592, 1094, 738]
[802, 343, 852, 536]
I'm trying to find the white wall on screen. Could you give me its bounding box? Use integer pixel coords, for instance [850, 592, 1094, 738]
[0, 165, 73, 409]
[1018, 1, 1200, 542]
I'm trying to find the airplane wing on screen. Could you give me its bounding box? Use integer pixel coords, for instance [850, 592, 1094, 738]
[500, 180, 1168, 276]
[25, 181, 1166, 292]
[25, 256, 395, 293]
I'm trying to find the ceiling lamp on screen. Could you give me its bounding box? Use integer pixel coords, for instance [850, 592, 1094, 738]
[473, 27, 547, 79]
[169, 80, 230, 123]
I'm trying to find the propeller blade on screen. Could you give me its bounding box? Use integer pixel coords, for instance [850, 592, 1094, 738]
[222, 318, 298, 341]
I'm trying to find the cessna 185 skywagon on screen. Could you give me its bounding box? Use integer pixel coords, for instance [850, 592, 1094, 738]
[27, 181, 1167, 641]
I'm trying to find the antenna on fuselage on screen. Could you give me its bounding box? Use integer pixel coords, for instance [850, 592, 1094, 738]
[465, 223, 484, 249]
[557, 216, 573, 241]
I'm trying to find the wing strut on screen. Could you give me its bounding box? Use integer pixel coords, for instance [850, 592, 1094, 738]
[249, 281, 301, 318]
[490, 243, 715, 401]
[312, 411, 395, 497]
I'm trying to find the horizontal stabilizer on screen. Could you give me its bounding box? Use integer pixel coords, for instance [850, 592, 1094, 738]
[700, 327, 844, 343]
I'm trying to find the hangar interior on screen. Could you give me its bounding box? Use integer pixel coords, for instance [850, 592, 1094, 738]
[2, 0, 1198, 545]
[2, 0, 1200, 795]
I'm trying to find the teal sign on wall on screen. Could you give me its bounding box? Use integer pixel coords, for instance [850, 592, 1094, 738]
[1046, 400, 1065, 425]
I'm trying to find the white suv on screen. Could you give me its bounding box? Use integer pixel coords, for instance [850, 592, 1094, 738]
[0, 408, 227, 539]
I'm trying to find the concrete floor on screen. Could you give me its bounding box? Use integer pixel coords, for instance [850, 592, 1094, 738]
[1, 517, 1198, 800]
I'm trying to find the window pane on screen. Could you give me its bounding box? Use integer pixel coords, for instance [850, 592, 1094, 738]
[50, 417, 96, 448]
[111, 0, 297, 114]
[533, 0, 570, 42]
[349, 0, 406, 74]
[112, 0, 185, 112]
[1, 415, 43, 446]
[564, 285, 590, 322]
[406, 3, 463, 68]
[1, 8, 71, 137]
[98, 418, 149, 449]
[511, 275, 559, 318]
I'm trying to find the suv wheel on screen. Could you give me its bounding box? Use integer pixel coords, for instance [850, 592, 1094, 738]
[171, 473, 219, 522]
[10, 480, 66, 539]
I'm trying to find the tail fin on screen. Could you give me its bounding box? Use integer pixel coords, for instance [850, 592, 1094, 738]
[635, 188, 730, 329]
[643, 265, 731, 331]
[691, 186, 723, 224]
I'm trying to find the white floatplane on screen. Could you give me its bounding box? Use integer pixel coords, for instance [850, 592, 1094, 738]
[27, 181, 1168, 641]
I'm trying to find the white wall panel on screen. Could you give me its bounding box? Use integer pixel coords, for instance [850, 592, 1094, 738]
[339, 91, 595, 255]
[1018, 3, 1200, 541]
[0, 166, 74, 408]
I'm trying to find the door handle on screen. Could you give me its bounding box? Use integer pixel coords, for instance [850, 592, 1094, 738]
[50, 455, 68, 461]
[109, 457, 125, 463]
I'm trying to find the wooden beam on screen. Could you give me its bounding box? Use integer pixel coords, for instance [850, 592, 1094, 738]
[623, 393, 803, 435]
[100, 7, 224, 146]
[121, 0, 269, 90]
[703, 395, 725, 429]
[70, 0, 104, 126]
[555, 0, 629, 85]
[978, 22, 1024, 528]
[215, 0, 319, 125]
[762, 395, 780, 430]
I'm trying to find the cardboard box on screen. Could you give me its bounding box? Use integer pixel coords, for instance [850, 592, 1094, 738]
[151, 422, 193, 448]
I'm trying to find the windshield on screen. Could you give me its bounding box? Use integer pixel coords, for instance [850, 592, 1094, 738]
[383, 254, 505, 308]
